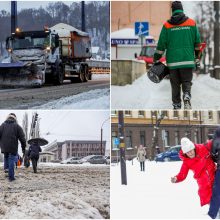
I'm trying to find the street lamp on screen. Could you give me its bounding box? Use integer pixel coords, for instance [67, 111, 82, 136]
[101, 117, 110, 155]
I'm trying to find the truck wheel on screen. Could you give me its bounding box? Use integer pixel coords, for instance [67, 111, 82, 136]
[53, 65, 64, 85]
[77, 66, 85, 83]
[84, 65, 89, 82]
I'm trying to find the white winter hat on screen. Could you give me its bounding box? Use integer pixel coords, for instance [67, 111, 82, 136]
[181, 137, 195, 153]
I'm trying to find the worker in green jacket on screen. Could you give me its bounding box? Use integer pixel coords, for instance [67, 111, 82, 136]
[153, 1, 201, 109]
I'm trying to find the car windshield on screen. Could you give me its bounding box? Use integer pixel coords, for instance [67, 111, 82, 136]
[12, 35, 49, 50]
[140, 46, 155, 57]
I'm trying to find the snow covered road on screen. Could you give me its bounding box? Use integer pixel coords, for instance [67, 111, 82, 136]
[32, 88, 110, 109]
[111, 160, 210, 219]
[111, 73, 220, 109]
[0, 164, 110, 219]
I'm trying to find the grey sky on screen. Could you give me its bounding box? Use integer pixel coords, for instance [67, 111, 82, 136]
[0, 1, 75, 12]
[0, 110, 110, 153]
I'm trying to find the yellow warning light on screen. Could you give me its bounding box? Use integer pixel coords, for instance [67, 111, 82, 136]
[15, 28, 20, 32]
[46, 46, 51, 51]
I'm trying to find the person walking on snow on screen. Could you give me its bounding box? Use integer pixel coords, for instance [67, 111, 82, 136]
[137, 145, 146, 171]
[0, 113, 26, 181]
[208, 127, 220, 219]
[171, 137, 216, 207]
[28, 141, 42, 173]
[153, 1, 201, 110]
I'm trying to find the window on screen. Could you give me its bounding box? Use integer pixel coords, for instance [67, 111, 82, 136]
[193, 111, 198, 119]
[125, 130, 132, 148]
[151, 111, 157, 118]
[185, 131, 191, 138]
[164, 131, 169, 146]
[140, 131, 146, 146]
[125, 111, 132, 117]
[208, 111, 213, 120]
[111, 110, 117, 116]
[194, 130, 198, 143]
[173, 111, 178, 118]
[138, 111, 145, 117]
[175, 131, 179, 145]
[184, 111, 188, 118]
[161, 111, 168, 118]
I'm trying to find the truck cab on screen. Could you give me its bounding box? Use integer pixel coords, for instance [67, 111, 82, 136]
[137, 44, 166, 69]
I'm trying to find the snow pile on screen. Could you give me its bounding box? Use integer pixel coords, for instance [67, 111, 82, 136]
[111, 73, 171, 109]
[111, 73, 220, 109]
[92, 74, 110, 80]
[33, 88, 110, 109]
[111, 160, 210, 219]
[0, 165, 110, 219]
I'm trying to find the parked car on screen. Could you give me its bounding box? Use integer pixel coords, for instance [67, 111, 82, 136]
[79, 155, 96, 163]
[155, 145, 181, 162]
[87, 155, 107, 164]
[60, 157, 83, 164]
[105, 156, 110, 165]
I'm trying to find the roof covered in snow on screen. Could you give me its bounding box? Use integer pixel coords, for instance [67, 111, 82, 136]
[50, 23, 89, 37]
[111, 28, 153, 40]
[92, 47, 100, 53]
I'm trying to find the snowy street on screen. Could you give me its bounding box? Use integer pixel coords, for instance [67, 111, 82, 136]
[0, 163, 110, 219]
[111, 73, 220, 109]
[33, 88, 110, 109]
[111, 160, 210, 219]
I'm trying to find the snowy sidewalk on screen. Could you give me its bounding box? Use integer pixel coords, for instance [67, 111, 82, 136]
[111, 160, 210, 219]
[111, 73, 220, 109]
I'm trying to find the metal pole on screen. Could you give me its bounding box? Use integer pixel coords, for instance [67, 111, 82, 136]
[81, 1, 85, 32]
[118, 111, 127, 185]
[11, 1, 17, 34]
[101, 128, 103, 155]
[214, 1, 220, 78]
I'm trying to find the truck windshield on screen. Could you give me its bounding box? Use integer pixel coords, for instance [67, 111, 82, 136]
[140, 47, 156, 57]
[12, 35, 50, 50]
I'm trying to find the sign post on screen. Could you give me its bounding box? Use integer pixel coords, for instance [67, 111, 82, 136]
[135, 22, 149, 46]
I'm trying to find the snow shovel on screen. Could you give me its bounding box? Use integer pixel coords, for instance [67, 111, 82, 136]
[147, 61, 169, 83]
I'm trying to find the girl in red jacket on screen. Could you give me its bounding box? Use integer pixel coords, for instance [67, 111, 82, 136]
[171, 137, 216, 206]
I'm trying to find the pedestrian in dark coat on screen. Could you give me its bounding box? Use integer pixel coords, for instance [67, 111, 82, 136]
[28, 142, 42, 173]
[208, 127, 220, 219]
[0, 113, 26, 181]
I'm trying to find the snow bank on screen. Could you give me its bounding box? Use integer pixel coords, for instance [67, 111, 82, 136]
[111, 160, 210, 219]
[92, 74, 110, 80]
[0, 165, 110, 219]
[33, 88, 110, 109]
[111, 73, 220, 109]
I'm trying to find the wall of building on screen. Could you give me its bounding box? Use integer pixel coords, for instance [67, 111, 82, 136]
[111, 1, 171, 40]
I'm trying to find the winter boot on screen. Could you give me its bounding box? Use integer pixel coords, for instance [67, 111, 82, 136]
[183, 92, 192, 110]
[173, 103, 181, 110]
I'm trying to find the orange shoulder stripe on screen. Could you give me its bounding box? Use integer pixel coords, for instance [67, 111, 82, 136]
[164, 18, 196, 29]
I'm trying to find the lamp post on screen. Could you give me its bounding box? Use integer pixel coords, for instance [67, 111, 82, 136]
[101, 117, 110, 155]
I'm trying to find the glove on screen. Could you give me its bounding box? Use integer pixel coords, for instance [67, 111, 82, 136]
[171, 176, 177, 183]
[154, 60, 160, 65]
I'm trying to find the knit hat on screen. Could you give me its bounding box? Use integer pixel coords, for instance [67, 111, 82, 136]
[171, 1, 183, 13]
[7, 113, 17, 121]
[181, 137, 195, 154]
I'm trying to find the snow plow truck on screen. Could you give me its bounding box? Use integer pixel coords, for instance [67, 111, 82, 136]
[0, 23, 109, 87]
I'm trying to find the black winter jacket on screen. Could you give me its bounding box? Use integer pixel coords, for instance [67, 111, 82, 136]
[28, 144, 42, 159]
[211, 127, 220, 168]
[0, 119, 26, 154]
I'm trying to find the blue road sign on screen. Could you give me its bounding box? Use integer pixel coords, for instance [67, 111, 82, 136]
[114, 138, 120, 145]
[135, 22, 149, 36]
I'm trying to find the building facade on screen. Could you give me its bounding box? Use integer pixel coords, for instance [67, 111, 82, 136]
[111, 1, 171, 40]
[44, 140, 106, 161]
[111, 110, 220, 160]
